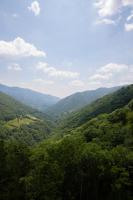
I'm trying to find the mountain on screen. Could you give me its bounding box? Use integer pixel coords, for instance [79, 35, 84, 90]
[4, 99, 132, 200]
[46, 86, 121, 117]
[1, 86, 133, 199]
[58, 85, 133, 133]
[0, 84, 60, 111]
[76, 98, 133, 147]
[0, 92, 52, 144]
[0, 91, 34, 121]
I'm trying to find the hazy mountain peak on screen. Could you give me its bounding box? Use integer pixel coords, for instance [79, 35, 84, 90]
[0, 83, 60, 111]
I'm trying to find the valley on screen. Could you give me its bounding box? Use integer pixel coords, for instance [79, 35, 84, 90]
[1, 1, 133, 199]
[0, 84, 133, 200]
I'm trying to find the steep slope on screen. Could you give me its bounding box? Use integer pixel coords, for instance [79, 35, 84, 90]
[0, 84, 60, 111]
[46, 86, 120, 117]
[0, 92, 52, 144]
[1, 87, 133, 199]
[58, 85, 133, 133]
[0, 92, 34, 121]
[76, 99, 133, 148]
[17, 100, 133, 200]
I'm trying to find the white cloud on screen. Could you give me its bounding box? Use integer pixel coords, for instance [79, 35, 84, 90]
[94, 0, 133, 28]
[36, 62, 80, 79]
[8, 63, 22, 71]
[69, 80, 85, 87]
[95, 0, 121, 17]
[95, 0, 133, 17]
[125, 23, 133, 31]
[28, 1, 40, 16]
[88, 63, 133, 88]
[98, 63, 128, 73]
[0, 37, 46, 58]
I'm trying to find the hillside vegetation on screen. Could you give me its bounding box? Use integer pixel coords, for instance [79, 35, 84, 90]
[46, 86, 120, 117]
[0, 97, 133, 200]
[58, 85, 133, 134]
[0, 92, 52, 145]
[0, 85, 133, 200]
[0, 92, 34, 121]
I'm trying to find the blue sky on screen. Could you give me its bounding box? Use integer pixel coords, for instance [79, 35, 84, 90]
[0, 0, 133, 97]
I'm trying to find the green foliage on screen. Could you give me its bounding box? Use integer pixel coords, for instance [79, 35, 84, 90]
[57, 85, 133, 134]
[0, 119, 52, 145]
[0, 92, 53, 145]
[76, 100, 133, 149]
[0, 140, 30, 200]
[0, 85, 133, 200]
[25, 121, 133, 200]
[0, 92, 32, 121]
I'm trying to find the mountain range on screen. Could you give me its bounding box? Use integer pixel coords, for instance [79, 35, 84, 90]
[0, 84, 60, 111]
[46, 86, 121, 117]
[0, 83, 133, 200]
[57, 85, 133, 133]
[0, 84, 121, 116]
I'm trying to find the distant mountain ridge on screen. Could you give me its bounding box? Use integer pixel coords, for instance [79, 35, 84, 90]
[57, 85, 133, 133]
[0, 84, 60, 111]
[0, 91, 49, 121]
[46, 86, 121, 117]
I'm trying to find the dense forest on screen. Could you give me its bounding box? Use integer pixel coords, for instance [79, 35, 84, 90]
[0, 85, 133, 200]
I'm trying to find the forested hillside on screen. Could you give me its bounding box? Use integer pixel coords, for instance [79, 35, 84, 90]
[0, 92, 36, 121]
[46, 86, 120, 117]
[0, 92, 52, 145]
[0, 85, 133, 200]
[58, 85, 133, 134]
[0, 95, 133, 200]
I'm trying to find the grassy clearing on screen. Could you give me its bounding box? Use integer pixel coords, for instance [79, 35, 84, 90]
[6, 115, 39, 129]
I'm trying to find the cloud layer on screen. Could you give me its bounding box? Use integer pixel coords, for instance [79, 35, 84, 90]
[37, 62, 80, 79]
[0, 37, 46, 58]
[89, 63, 133, 88]
[95, 0, 133, 30]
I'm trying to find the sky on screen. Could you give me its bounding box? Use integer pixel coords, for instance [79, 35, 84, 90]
[0, 0, 133, 97]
